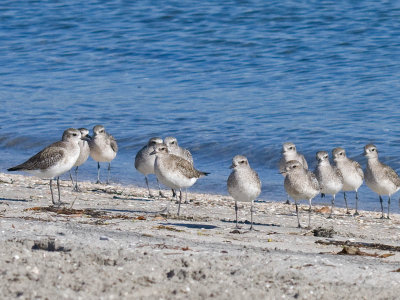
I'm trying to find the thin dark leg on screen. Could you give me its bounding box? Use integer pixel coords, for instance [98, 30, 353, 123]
[56, 177, 61, 204]
[96, 162, 101, 184]
[295, 201, 301, 228]
[172, 189, 176, 198]
[184, 188, 189, 204]
[145, 175, 152, 198]
[157, 178, 165, 198]
[354, 190, 359, 216]
[107, 162, 111, 184]
[74, 166, 80, 191]
[308, 198, 312, 228]
[235, 200, 239, 229]
[343, 192, 350, 214]
[177, 189, 182, 216]
[249, 201, 254, 230]
[285, 193, 290, 205]
[379, 195, 384, 219]
[328, 194, 335, 218]
[49, 179, 56, 205]
[69, 171, 74, 186]
[387, 196, 391, 219]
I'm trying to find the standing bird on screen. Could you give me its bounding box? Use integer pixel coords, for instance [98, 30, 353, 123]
[151, 143, 209, 215]
[164, 136, 193, 202]
[69, 128, 91, 192]
[227, 155, 261, 230]
[135, 137, 165, 198]
[314, 151, 343, 218]
[283, 160, 320, 228]
[279, 142, 308, 204]
[364, 144, 400, 219]
[7, 128, 82, 205]
[332, 147, 364, 215]
[89, 125, 118, 184]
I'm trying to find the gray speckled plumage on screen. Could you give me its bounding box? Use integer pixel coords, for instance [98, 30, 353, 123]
[8, 128, 82, 204]
[152, 143, 208, 215]
[332, 147, 364, 215]
[283, 160, 319, 228]
[227, 155, 261, 230]
[364, 144, 400, 218]
[279, 142, 308, 173]
[89, 125, 118, 184]
[135, 137, 167, 197]
[314, 151, 343, 217]
[164, 137, 193, 163]
[69, 128, 91, 192]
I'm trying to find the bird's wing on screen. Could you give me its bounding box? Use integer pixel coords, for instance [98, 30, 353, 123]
[382, 163, 400, 187]
[300, 154, 308, 170]
[353, 160, 364, 179]
[308, 170, 320, 191]
[108, 134, 118, 153]
[173, 155, 208, 178]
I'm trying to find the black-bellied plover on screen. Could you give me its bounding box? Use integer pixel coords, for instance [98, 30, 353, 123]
[279, 142, 308, 204]
[89, 125, 118, 184]
[8, 128, 82, 205]
[151, 143, 209, 215]
[69, 128, 91, 192]
[135, 137, 165, 198]
[364, 144, 400, 219]
[315, 151, 343, 218]
[227, 155, 261, 230]
[164, 136, 193, 202]
[283, 160, 320, 228]
[332, 147, 364, 215]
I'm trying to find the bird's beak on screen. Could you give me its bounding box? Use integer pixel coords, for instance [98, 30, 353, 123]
[280, 171, 287, 175]
[229, 164, 235, 169]
[150, 150, 156, 155]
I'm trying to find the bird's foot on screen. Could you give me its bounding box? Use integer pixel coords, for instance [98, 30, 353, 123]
[346, 210, 351, 215]
[95, 180, 102, 184]
[284, 200, 290, 205]
[353, 211, 359, 216]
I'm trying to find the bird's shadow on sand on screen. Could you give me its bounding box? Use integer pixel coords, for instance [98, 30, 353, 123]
[220, 219, 280, 227]
[160, 222, 218, 230]
[112, 196, 154, 202]
[0, 197, 29, 203]
[101, 207, 167, 215]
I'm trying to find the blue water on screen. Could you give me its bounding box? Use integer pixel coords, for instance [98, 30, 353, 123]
[1, 0, 400, 213]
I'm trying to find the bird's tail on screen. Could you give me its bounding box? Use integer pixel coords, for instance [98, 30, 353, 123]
[7, 166, 22, 172]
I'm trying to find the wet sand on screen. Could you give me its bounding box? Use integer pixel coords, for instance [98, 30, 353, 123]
[0, 173, 399, 299]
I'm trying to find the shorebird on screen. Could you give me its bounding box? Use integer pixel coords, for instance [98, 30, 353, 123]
[364, 144, 400, 219]
[69, 128, 91, 192]
[7, 128, 82, 205]
[227, 155, 261, 230]
[89, 125, 118, 184]
[164, 136, 193, 202]
[332, 147, 364, 215]
[283, 160, 320, 228]
[279, 142, 308, 204]
[151, 143, 209, 215]
[135, 137, 165, 198]
[315, 151, 343, 218]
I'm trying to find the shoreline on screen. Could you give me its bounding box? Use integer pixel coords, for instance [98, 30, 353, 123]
[0, 172, 399, 299]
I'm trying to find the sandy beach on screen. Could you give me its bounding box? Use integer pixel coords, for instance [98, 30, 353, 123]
[0, 172, 399, 299]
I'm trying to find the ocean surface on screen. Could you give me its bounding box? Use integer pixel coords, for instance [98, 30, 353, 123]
[1, 0, 400, 213]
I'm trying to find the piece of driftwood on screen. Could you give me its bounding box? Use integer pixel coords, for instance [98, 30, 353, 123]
[315, 239, 400, 252]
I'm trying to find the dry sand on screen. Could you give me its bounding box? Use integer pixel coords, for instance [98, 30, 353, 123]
[0, 172, 399, 299]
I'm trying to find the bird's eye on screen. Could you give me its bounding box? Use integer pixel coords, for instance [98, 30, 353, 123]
[293, 165, 297, 168]
[340, 153, 343, 155]
[73, 133, 77, 136]
[371, 149, 375, 151]
[289, 147, 293, 150]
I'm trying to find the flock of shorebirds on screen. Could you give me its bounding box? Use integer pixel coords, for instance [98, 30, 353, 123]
[6, 126, 400, 229]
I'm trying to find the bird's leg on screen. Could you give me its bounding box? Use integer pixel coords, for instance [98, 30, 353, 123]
[172, 189, 176, 199]
[184, 188, 189, 204]
[387, 196, 391, 219]
[307, 198, 312, 229]
[145, 176, 153, 198]
[74, 166, 81, 192]
[106, 162, 111, 184]
[156, 178, 166, 198]
[379, 195, 384, 219]
[177, 189, 182, 216]
[49, 179, 56, 205]
[285, 193, 290, 205]
[69, 170, 74, 187]
[96, 162, 101, 184]
[249, 201, 254, 231]
[295, 201, 301, 228]
[235, 200, 240, 229]
[354, 190, 359, 216]
[343, 192, 350, 214]
[328, 194, 335, 219]
[56, 176, 61, 205]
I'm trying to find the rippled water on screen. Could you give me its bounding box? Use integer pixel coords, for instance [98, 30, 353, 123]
[1, 1, 400, 212]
